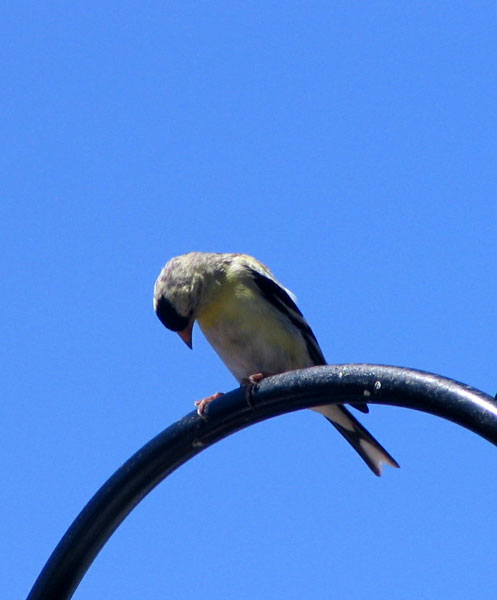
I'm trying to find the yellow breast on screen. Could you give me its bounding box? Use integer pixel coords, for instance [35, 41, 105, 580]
[196, 277, 312, 380]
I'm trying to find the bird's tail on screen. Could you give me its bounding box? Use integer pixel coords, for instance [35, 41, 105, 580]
[313, 404, 399, 476]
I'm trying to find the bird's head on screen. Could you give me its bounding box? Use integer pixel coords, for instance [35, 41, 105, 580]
[153, 253, 212, 349]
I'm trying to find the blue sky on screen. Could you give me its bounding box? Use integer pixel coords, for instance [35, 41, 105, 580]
[3, 2, 497, 599]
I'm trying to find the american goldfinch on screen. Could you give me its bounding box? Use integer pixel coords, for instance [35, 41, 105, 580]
[154, 252, 399, 476]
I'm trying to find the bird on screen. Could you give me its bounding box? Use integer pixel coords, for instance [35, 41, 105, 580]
[153, 251, 399, 476]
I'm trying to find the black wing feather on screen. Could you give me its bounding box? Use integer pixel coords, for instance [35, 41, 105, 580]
[250, 269, 371, 415]
[250, 270, 326, 365]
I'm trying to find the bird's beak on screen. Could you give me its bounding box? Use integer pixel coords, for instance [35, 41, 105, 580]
[177, 321, 193, 349]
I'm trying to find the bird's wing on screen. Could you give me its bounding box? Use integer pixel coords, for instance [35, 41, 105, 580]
[245, 266, 327, 366]
[242, 259, 370, 413]
[236, 256, 369, 413]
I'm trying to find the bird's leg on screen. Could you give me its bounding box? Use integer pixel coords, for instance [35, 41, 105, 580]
[241, 372, 273, 407]
[195, 392, 224, 419]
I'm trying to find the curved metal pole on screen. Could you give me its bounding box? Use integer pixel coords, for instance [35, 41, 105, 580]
[27, 364, 497, 600]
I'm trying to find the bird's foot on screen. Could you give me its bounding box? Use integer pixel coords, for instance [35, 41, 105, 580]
[241, 372, 272, 407]
[244, 372, 270, 385]
[195, 392, 224, 419]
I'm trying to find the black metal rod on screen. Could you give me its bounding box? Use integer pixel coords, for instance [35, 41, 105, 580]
[26, 364, 497, 600]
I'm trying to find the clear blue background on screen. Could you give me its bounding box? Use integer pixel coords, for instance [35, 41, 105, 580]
[3, 3, 497, 599]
